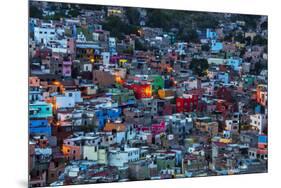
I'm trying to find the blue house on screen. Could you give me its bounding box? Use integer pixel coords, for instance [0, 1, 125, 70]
[258, 135, 267, 144]
[211, 40, 223, 53]
[206, 29, 218, 40]
[95, 108, 122, 129]
[217, 72, 229, 84]
[227, 57, 242, 71]
[29, 119, 51, 136]
[255, 105, 261, 113]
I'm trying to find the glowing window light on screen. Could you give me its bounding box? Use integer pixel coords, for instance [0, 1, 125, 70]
[144, 85, 152, 97]
[90, 57, 95, 63]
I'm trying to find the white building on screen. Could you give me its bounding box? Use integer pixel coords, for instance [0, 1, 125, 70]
[47, 39, 68, 54]
[56, 95, 75, 109]
[225, 119, 239, 132]
[250, 113, 267, 134]
[108, 150, 128, 167]
[108, 147, 140, 167]
[34, 26, 57, 45]
[101, 52, 110, 65]
[34, 27, 56, 44]
[82, 145, 108, 164]
[124, 147, 140, 163]
[65, 90, 83, 103]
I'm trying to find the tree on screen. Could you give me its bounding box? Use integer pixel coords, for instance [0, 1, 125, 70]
[103, 16, 139, 40]
[253, 35, 267, 45]
[261, 21, 268, 30]
[245, 36, 252, 45]
[177, 29, 199, 43]
[126, 8, 140, 25]
[68, 9, 80, 18]
[135, 39, 147, 51]
[189, 58, 209, 77]
[234, 32, 245, 43]
[146, 9, 172, 30]
[253, 61, 267, 75]
[224, 33, 233, 42]
[201, 44, 210, 51]
[29, 5, 43, 19]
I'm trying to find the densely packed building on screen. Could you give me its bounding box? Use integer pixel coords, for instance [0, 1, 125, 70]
[28, 1, 268, 187]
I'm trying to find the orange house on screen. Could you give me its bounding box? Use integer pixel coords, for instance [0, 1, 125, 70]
[256, 85, 267, 107]
[62, 142, 81, 161]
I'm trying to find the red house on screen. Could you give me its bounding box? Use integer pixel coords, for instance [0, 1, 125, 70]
[176, 94, 199, 113]
[216, 86, 233, 102]
[216, 100, 237, 118]
[125, 83, 152, 99]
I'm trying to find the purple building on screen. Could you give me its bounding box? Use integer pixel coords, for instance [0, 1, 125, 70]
[62, 61, 72, 77]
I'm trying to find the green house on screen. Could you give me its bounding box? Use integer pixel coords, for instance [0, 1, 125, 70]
[29, 102, 53, 119]
[243, 75, 256, 88]
[107, 88, 136, 106]
[156, 155, 176, 171]
[152, 75, 164, 93]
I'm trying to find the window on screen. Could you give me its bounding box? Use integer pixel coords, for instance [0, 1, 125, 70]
[68, 93, 73, 97]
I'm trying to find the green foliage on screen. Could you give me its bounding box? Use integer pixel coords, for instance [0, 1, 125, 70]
[103, 16, 139, 40]
[146, 9, 220, 32]
[201, 44, 210, 51]
[253, 61, 267, 75]
[224, 33, 233, 42]
[245, 36, 252, 45]
[234, 32, 245, 43]
[122, 46, 134, 55]
[252, 35, 267, 45]
[146, 9, 173, 30]
[44, 10, 69, 21]
[261, 21, 268, 30]
[68, 9, 80, 18]
[126, 8, 140, 25]
[135, 39, 147, 51]
[230, 14, 260, 29]
[78, 4, 104, 11]
[76, 27, 92, 41]
[189, 58, 209, 77]
[177, 29, 199, 43]
[29, 5, 43, 19]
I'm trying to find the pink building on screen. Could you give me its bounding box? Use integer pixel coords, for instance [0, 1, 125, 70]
[29, 76, 40, 87]
[67, 38, 76, 55]
[151, 121, 166, 136]
[62, 61, 72, 77]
